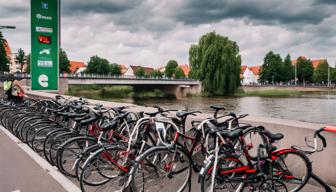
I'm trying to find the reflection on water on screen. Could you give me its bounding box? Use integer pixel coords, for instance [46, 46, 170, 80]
[112, 94, 336, 125]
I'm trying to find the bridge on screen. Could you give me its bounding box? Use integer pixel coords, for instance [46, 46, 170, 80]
[2, 73, 202, 99]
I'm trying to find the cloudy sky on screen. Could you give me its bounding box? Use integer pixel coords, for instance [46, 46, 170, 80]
[1, 0, 336, 67]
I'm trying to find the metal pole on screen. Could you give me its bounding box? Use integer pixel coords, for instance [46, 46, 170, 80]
[328, 62, 330, 87]
[295, 63, 297, 86]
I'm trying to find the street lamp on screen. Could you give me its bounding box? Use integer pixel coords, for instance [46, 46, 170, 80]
[295, 63, 297, 86]
[328, 61, 330, 87]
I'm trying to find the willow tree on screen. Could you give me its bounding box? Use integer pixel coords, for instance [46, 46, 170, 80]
[189, 32, 241, 95]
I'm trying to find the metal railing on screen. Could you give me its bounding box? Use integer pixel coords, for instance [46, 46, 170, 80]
[2, 73, 197, 82]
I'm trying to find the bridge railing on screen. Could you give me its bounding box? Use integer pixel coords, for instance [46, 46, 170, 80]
[5, 73, 197, 82]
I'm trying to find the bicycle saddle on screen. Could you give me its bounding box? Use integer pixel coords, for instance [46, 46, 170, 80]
[263, 130, 284, 141]
[210, 105, 226, 111]
[100, 121, 118, 132]
[80, 116, 99, 126]
[210, 128, 244, 140]
[176, 111, 200, 118]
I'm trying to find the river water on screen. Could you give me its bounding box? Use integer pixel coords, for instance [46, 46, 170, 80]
[114, 94, 336, 125]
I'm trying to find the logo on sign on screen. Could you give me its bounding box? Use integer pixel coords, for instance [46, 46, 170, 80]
[41, 2, 48, 9]
[39, 49, 51, 55]
[38, 60, 53, 67]
[38, 35, 51, 44]
[38, 74, 49, 87]
[36, 14, 52, 20]
[36, 27, 53, 33]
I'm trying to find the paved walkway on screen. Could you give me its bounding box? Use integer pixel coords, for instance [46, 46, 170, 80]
[0, 128, 69, 192]
[0, 125, 335, 192]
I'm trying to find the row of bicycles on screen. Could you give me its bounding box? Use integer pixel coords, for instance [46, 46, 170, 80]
[0, 95, 334, 192]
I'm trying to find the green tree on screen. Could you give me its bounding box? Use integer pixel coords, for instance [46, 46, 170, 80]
[135, 67, 145, 77]
[150, 70, 163, 78]
[188, 45, 199, 79]
[165, 60, 178, 78]
[59, 48, 70, 73]
[189, 32, 241, 95]
[15, 48, 26, 72]
[259, 51, 283, 83]
[282, 54, 294, 82]
[313, 61, 328, 84]
[175, 67, 185, 79]
[331, 68, 336, 83]
[296, 57, 314, 85]
[26, 54, 31, 73]
[109, 63, 121, 75]
[85, 55, 110, 74]
[0, 32, 10, 72]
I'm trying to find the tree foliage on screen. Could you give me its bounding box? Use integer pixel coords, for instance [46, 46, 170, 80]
[175, 67, 186, 79]
[26, 54, 31, 73]
[331, 68, 336, 83]
[85, 55, 110, 74]
[109, 63, 121, 75]
[282, 54, 294, 82]
[259, 51, 283, 83]
[135, 67, 145, 77]
[59, 48, 70, 73]
[15, 48, 26, 72]
[296, 57, 314, 84]
[150, 70, 163, 78]
[0, 32, 9, 72]
[313, 61, 328, 83]
[165, 60, 178, 78]
[189, 32, 241, 95]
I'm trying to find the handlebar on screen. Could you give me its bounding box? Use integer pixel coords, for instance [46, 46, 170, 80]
[293, 126, 336, 153]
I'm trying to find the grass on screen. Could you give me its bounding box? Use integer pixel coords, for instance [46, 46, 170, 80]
[234, 89, 304, 97]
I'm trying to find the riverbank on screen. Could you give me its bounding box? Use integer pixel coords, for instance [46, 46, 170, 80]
[238, 85, 336, 97]
[68, 85, 168, 100]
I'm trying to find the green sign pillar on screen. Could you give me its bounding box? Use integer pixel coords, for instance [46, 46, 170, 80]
[31, 0, 59, 91]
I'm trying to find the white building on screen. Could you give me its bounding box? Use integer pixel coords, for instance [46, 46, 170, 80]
[241, 66, 261, 85]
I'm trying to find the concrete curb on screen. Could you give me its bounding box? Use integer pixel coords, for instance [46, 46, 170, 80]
[0, 125, 81, 192]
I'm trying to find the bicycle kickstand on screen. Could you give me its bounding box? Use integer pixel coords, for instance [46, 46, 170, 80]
[310, 172, 333, 192]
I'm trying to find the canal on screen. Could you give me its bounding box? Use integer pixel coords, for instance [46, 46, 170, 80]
[113, 94, 336, 125]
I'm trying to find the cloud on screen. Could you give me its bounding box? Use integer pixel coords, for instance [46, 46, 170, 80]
[175, 0, 334, 26]
[1, 0, 336, 68]
[61, 0, 140, 15]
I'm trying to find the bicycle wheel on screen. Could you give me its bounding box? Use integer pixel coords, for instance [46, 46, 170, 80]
[258, 179, 288, 192]
[129, 145, 192, 192]
[200, 157, 245, 192]
[43, 128, 69, 164]
[49, 132, 78, 166]
[79, 144, 130, 192]
[75, 143, 102, 181]
[272, 150, 311, 192]
[243, 127, 267, 160]
[56, 136, 97, 177]
[31, 126, 59, 154]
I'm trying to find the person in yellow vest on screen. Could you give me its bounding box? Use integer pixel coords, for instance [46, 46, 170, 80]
[3, 77, 25, 101]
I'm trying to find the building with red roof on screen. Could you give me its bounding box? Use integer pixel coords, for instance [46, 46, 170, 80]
[179, 64, 190, 77]
[119, 64, 128, 75]
[291, 56, 327, 69]
[241, 65, 261, 85]
[69, 61, 86, 73]
[124, 65, 155, 77]
[3, 40, 19, 73]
